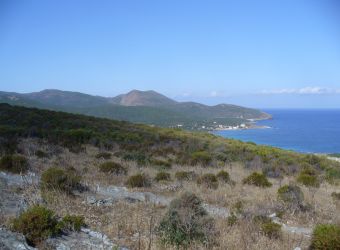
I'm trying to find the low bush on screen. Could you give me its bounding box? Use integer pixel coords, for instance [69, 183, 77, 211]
[41, 167, 81, 194]
[95, 152, 111, 159]
[216, 170, 230, 183]
[261, 221, 282, 239]
[331, 192, 340, 201]
[11, 205, 60, 246]
[126, 173, 151, 188]
[242, 172, 272, 187]
[98, 161, 127, 175]
[157, 192, 217, 247]
[58, 215, 85, 232]
[0, 154, 28, 173]
[197, 173, 218, 189]
[227, 213, 238, 226]
[35, 150, 48, 158]
[190, 151, 212, 166]
[154, 171, 171, 182]
[310, 224, 340, 250]
[175, 171, 196, 181]
[150, 159, 172, 169]
[297, 168, 320, 187]
[277, 185, 304, 208]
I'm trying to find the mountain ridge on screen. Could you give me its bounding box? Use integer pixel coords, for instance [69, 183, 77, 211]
[0, 89, 271, 130]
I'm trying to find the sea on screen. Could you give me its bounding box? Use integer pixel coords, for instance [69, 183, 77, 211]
[214, 109, 340, 154]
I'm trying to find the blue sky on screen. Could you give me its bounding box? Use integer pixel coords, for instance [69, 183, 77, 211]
[1, 0, 340, 108]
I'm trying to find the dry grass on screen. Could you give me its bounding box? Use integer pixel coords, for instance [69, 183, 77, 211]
[7, 139, 340, 249]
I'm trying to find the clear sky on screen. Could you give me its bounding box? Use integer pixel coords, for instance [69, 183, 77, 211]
[1, 0, 340, 108]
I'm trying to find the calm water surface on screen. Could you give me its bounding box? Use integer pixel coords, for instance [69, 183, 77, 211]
[214, 109, 340, 153]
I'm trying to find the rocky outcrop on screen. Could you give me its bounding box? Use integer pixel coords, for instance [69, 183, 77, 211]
[0, 227, 36, 250]
[46, 228, 128, 250]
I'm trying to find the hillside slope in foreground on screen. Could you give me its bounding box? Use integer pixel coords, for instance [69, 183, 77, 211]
[0, 103, 339, 249]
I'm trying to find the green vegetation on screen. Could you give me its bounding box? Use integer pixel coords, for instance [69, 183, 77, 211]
[197, 173, 218, 189]
[310, 224, 340, 250]
[154, 171, 171, 182]
[175, 171, 196, 181]
[331, 192, 340, 201]
[216, 170, 230, 183]
[261, 221, 282, 239]
[0, 104, 340, 186]
[0, 89, 269, 130]
[11, 205, 60, 246]
[190, 151, 212, 166]
[126, 173, 151, 188]
[150, 159, 172, 169]
[277, 185, 304, 208]
[0, 154, 28, 174]
[98, 162, 127, 175]
[41, 167, 81, 194]
[297, 168, 320, 187]
[11, 205, 86, 246]
[57, 215, 85, 232]
[35, 150, 48, 158]
[95, 152, 111, 159]
[157, 192, 216, 247]
[243, 172, 272, 187]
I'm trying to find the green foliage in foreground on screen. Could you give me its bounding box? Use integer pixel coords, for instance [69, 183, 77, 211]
[261, 221, 282, 239]
[12, 206, 60, 246]
[310, 224, 340, 250]
[296, 168, 320, 187]
[57, 215, 85, 232]
[242, 172, 272, 187]
[12, 205, 86, 246]
[0, 154, 28, 173]
[157, 192, 217, 247]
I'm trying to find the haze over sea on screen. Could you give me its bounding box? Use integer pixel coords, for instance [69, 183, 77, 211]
[214, 109, 340, 154]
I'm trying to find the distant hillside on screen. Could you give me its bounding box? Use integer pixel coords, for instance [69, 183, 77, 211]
[0, 89, 270, 130]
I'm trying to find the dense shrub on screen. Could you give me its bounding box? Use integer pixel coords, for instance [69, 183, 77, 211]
[216, 170, 230, 183]
[157, 192, 217, 247]
[310, 224, 340, 250]
[297, 168, 320, 187]
[35, 150, 48, 158]
[154, 171, 171, 182]
[58, 215, 85, 232]
[331, 192, 340, 201]
[277, 185, 304, 208]
[197, 173, 218, 189]
[126, 173, 151, 188]
[242, 172, 272, 187]
[95, 152, 111, 159]
[261, 221, 282, 239]
[0, 154, 28, 173]
[190, 151, 212, 166]
[98, 161, 127, 175]
[41, 167, 81, 194]
[11, 205, 60, 246]
[150, 159, 172, 169]
[175, 171, 196, 181]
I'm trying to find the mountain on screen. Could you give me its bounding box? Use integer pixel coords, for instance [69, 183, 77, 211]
[110, 90, 177, 106]
[0, 89, 270, 130]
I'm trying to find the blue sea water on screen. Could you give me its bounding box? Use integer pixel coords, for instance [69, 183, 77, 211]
[214, 109, 340, 153]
